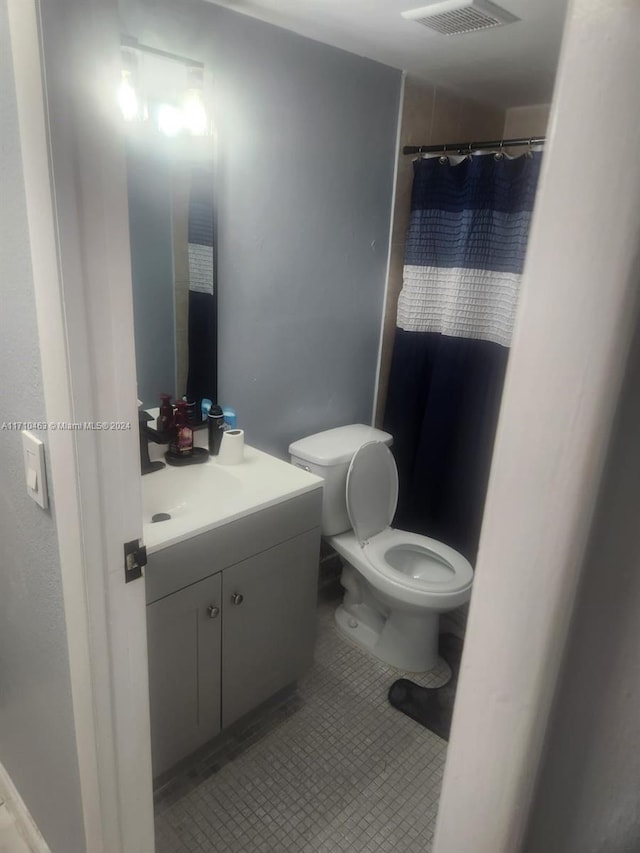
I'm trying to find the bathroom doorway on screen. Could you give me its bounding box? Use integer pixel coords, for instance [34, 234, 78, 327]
[7, 0, 640, 850]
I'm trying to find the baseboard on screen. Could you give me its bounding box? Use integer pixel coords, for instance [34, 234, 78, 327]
[0, 763, 51, 853]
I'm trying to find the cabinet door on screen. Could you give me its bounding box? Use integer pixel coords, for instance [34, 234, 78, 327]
[147, 573, 222, 777]
[222, 528, 320, 728]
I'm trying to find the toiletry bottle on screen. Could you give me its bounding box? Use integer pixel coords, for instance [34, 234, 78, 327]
[184, 398, 198, 427]
[169, 401, 193, 457]
[222, 406, 237, 429]
[157, 394, 173, 437]
[208, 405, 226, 456]
[201, 398, 213, 423]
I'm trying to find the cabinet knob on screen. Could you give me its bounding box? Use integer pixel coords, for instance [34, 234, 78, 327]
[207, 605, 220, 619]
[230, 592, 244, 606]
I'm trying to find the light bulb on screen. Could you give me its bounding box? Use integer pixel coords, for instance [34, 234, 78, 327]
[117, 70, 139, 122]
[157, 104, 183, 137]
[183, 89, 208, 136]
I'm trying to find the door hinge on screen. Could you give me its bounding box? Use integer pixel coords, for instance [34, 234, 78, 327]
[124, 539, 147, 583]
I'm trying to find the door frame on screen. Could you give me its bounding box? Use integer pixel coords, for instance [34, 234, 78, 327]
[8, 0, 154, 850]
[432, 0, 640, 849]
[9, 0, 640, 851]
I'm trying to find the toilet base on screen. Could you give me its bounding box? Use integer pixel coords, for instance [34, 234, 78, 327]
[335, 601, 440, 673]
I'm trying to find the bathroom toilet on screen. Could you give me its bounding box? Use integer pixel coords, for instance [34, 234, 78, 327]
[289, 425, 473, 672]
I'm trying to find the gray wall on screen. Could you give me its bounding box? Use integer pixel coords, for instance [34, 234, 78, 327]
[127, 144, 177, 407]
[524, 316, 640, 853]
[0, 2, 85, 850]
[120, 0, 402, 456]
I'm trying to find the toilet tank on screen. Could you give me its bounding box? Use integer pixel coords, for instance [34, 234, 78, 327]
[289, 424, 393, 536]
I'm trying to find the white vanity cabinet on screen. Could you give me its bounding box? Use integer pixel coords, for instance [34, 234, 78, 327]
[147, 573, 223, 776]
[145, 487, 322, 778]
[221, 528, 320, 728]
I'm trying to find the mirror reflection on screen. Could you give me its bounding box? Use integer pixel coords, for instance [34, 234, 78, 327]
[122, 43, 217, 413]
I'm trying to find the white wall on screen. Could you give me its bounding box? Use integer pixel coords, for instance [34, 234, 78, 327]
[433, 0, 640, 849]
[503, 104, 551, 139]
[524, 315, 640, 852]
[0, 1, 85, 849]
[503, 47, 640, 853]
[118, 0, 402, 456]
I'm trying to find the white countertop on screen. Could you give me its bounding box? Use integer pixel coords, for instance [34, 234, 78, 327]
[141, 428, 323, 553]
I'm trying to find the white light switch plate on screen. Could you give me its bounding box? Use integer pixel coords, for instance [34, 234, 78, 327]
[22, 431, 48, 509]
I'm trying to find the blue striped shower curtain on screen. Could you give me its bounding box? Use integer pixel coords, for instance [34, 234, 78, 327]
[383, 152, 542, 561]
[186, 166, 217, 406]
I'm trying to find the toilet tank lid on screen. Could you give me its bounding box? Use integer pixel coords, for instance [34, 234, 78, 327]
[289, 424, 393, 466]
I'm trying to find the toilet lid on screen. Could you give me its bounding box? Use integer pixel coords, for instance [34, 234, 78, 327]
[346, 441, 398, 544]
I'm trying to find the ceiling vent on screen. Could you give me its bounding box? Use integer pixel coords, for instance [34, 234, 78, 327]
[401, 0, 520, 35]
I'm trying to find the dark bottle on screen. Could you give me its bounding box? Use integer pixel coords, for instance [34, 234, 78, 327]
[208, 405, 226, 456]
[169, 401, 193, 457]
[157, 394, 173, 437]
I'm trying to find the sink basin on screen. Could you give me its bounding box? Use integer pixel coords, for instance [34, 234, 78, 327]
[141, 442, 323, 554]
[141, 462, 242, 523]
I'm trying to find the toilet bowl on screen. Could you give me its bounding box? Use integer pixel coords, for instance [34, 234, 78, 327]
[289, 426, 473, 672]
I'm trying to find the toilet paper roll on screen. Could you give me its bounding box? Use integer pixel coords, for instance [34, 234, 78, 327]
[217, 429, 244, 465]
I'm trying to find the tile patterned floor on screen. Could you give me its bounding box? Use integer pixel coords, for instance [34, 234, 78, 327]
[154, 583, 451, 853]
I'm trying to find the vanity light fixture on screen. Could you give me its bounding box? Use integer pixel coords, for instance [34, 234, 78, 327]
[117, 49, 141, 122]
[157, 103, 184, 137]
[119, 38, 211, 136]
[182, 66, 208, 136]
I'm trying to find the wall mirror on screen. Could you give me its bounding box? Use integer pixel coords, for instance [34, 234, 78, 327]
[120, 40, 217, 412]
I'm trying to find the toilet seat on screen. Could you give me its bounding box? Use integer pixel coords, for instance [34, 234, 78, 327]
[339, 442, 473, 608]
[363, 529, 473, 598]
[345, 441, 399, 544]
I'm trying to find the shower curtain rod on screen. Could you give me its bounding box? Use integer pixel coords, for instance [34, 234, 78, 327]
[403, 136, 546, 155]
